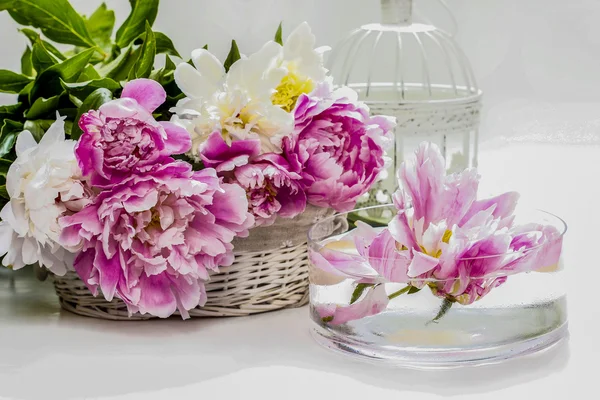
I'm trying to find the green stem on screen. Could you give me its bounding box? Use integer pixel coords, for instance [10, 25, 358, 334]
[388, 285, 411, 300]
[427, 297, 455, 325]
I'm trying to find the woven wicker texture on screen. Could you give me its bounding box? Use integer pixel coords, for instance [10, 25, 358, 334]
[53, 207, 343, 320]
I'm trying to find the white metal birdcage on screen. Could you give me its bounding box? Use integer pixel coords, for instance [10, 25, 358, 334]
[328, 0, 482, 205]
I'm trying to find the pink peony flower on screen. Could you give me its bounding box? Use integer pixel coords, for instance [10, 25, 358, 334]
[315, 284, 389, 326]
[311, 142, 564, 315]
[233, 153, 306, 226]
[59, 162, 254, 318]
[76, 79, 192, 187]
[283, 82, 395, 212]
[199, 131, 260, 173]
[197, 132, 306, 226]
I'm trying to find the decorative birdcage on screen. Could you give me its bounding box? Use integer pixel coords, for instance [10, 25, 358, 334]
[328, 0, 482, 206]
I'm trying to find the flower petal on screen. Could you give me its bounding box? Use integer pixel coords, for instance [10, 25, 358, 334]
[136, 273, 177, 318]
[190, 48, 225, 84]
[316, 285, 389, 325]
[15, 130, 37, 157]
[121, 78, 167, 113]
[407, 251, 439, 278]
[174, 62, 218, 99]
[38, 114, 66, 148]
[367, 229, 410, 283]
[159, 121, 192, 155]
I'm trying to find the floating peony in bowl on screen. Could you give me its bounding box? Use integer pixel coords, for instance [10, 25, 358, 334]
[307, 143, 567, 368]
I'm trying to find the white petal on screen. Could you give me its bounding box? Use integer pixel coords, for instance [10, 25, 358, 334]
[38, 114, 66, 148]
[21, 237, 38, 265]
[5, 162, 21, 198]
[283, 22, 326, 81]
[8, 199, 29, 237]
[227, 41, 282, 97]
[3, 240, 25, 270]
[0, 222, 15, 256]
[15, 130, 37, 157]
[284, 22, 315, 58]
[174, 63, 218, 99]
[191, 49, 225, 84]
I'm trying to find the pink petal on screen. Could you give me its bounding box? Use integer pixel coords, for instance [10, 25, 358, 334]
[367, 229, 410, 283]
[73, 249, 99, 296]
[159, 121, 192, 155]
[388, 211, 418, 250]
[459, 192, 520, 227]
[121, 78, 166, 113]
[407, 251, 439, 278]
[136, 274, 177, 318]
[317, 285, 389, 325]
[170, 276, 202, 318]
[94, 245, 122, 301]
[309, 247, 376, 279]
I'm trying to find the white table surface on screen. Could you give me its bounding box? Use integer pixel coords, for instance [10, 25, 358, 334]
[1, 142, 598, 400]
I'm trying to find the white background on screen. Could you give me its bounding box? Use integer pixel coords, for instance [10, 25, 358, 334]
[1, 1, 599, 400]
[0, 0, 599, 144]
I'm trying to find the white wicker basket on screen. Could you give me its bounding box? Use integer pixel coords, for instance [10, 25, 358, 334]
[52, 206, 344, 320]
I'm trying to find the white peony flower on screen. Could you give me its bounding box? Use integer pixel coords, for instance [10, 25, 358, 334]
[268, 22, 329, 113]
[172, 44, 294, 158]
[0, 115, 89, 275]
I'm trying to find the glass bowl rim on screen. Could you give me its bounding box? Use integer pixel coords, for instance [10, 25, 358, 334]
[307, 204, 567, 270]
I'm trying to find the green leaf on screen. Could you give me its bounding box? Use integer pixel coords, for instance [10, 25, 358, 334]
[131, 22, 156, 79]
[274, 22, 283, 45]
[0, 119, 24, 158]
[0, 158, 11, 178]
[99, 45, 139, 82]
[18, 82, 34, 100]
[149, 54, 176, 85]
[61, 77, 120, 101]
[115, 0, 159, 48]
[350, 283, 374, 304]
[202, 44, 208, 50]
[154, 31, 180, 57]
[407, 286, 422, 295]
[429, 298, 455, 324]
[70, 88, 112, 140]
[164, 54, 176, 71]
[85, 3, 115, 48]
[2, 0, 96, 48]
[0, 185, 8, 200]
[26, 94, 62, 119]
[31, 48, 96, 100]
[23, 119, 52, 141]
[0, 70, 33, 93]
[223, 40, 241, 73]
[21, 46, 34, 77]
[31, 40, 59, 73]
[68, 94, 83, 108]
[78, 64, 101, 81]
[20, 28, 66, 61]
[0, 103, 22, 120]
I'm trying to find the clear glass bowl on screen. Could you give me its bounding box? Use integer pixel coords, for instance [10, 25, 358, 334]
[308, 205, 568, 368]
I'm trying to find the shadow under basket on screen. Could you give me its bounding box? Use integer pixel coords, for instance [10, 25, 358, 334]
[52, 206, 344, 320]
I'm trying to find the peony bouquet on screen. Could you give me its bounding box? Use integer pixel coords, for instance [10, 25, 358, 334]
[0, 0, 395, 319]
[311, 142, 564, 325]
[171, 22, 395, 225]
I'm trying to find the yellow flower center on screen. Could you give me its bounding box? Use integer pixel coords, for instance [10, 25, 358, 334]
[272, 71, 314, 113]
[442, 229, 453, 244]
[399, 229, 453, 259]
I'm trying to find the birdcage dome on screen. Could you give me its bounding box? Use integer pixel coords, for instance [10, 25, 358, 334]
[329, 0, 483, 206]
[328, 0, 481, 106]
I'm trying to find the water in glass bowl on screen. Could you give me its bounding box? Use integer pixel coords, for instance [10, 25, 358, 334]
[310, 270, 567, 368]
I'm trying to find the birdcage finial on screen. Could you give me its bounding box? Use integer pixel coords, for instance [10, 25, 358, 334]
[380, 0, 413, 25]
